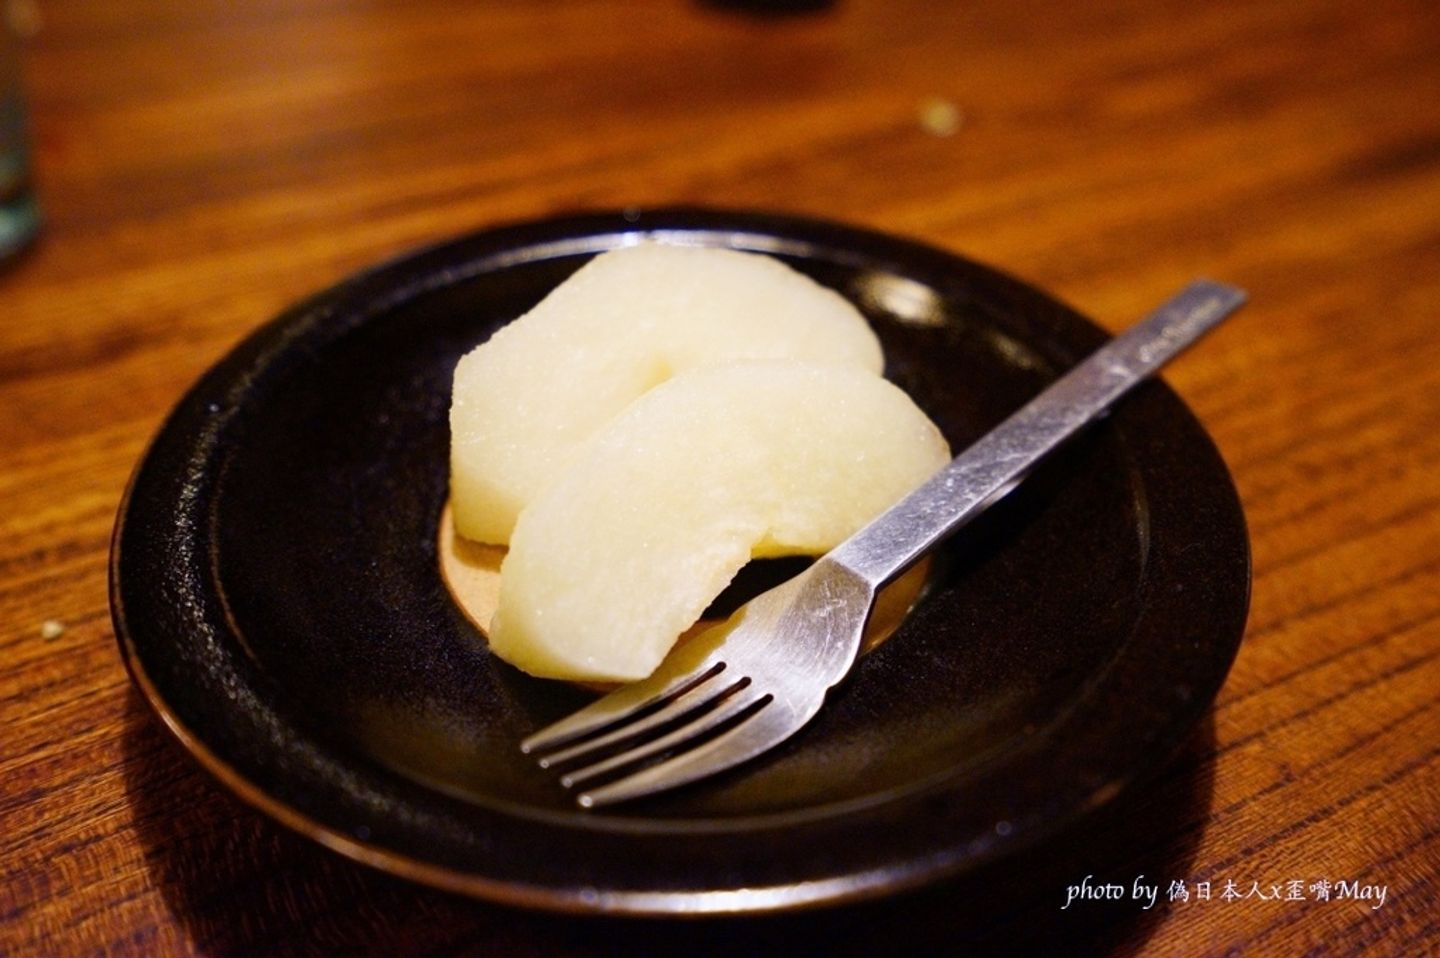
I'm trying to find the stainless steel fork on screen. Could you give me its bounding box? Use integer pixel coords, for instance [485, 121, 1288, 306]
[522, 279, 1247, 807]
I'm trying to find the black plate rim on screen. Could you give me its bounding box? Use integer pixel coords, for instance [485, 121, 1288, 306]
[110, 207, 1250, 916]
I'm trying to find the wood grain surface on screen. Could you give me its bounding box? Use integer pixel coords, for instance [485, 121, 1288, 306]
[3, 0, 1438, 954]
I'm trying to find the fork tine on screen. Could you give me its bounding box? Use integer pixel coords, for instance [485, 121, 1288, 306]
[536, 671, 743, 769]
[575, 698, 804, 808]
[520, 660, 725, 755]
[522, 618, 740, 754]
[561, 682, 768, 790]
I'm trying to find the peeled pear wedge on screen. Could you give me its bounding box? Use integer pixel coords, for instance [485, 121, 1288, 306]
[450, 243, 883, 544]
[488, 360, 951, 683]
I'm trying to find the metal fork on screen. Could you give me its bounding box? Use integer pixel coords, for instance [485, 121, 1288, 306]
[522, 279, 1247, 807]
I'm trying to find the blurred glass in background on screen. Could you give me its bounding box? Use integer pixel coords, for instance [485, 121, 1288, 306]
[1, 0, 39, 262]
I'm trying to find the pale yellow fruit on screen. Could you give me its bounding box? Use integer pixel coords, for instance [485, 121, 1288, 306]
[435, 500, 935, 692]
[449, 243, 882, 544]
[488, 360, 950, 682]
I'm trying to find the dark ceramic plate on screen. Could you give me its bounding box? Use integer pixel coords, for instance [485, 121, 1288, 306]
[111, 209, 1249, 915]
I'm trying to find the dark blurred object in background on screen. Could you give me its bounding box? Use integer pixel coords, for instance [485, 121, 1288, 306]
[0, 0, 39, 263]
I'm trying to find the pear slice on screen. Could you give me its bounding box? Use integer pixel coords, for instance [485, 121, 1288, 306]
[449, 243, 883, 544]
[437, 500, 933, 692]
[487, 360, 950, 683]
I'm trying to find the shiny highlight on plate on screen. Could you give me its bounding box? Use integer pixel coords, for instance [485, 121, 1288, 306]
[853, 270, 948, 327]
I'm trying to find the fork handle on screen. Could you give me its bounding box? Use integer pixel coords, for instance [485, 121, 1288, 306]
[830, 279, 1247, 589]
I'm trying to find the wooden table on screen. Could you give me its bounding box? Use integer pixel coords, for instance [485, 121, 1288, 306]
[4, 0, 1437, 953]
